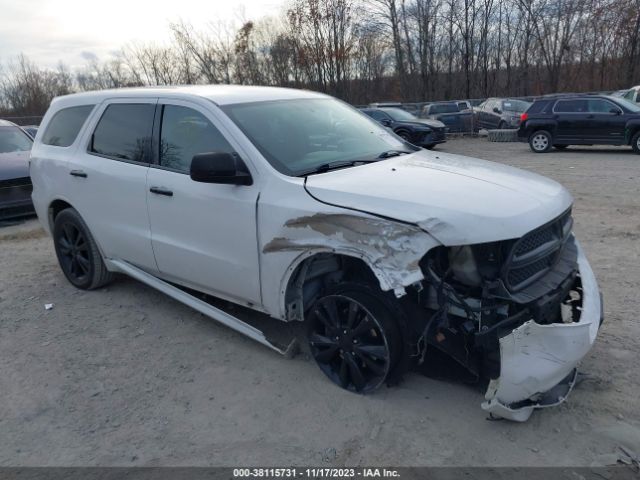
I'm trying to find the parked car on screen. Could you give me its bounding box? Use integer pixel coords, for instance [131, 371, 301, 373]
[361, 107, 447, 149]
[456, 100, 472, 111]
[421, 102, 474, 133]
[21, 125, 39, 138]
[518, 94, 640, 153]
[0, 119, 34, 221]
[475, 98, 532, 130]
[31, 86, 602, 421]
[621, 85, 640, 104]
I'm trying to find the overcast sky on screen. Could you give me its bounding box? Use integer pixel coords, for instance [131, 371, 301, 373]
[0, 0, 284, 69]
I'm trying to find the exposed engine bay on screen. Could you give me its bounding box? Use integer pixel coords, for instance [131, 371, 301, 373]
[396, 208, 600, 420]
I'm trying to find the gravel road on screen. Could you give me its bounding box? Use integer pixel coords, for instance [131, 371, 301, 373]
[1, 138, 639, 467]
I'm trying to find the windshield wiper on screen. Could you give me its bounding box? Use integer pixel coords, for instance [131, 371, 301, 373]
[377, 149, 411, 158]
[297, 150, 412, 177]
[297, 159, 380, 177]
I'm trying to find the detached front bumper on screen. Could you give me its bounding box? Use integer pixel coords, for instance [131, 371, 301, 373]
[481, 241, 602, 421]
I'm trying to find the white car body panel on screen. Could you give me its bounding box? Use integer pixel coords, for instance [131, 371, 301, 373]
[29, 85, 602, 422]
[305, 150, 573, 245]
[146, 97, 262, 304]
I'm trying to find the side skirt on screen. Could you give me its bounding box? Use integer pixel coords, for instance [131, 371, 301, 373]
[105, 258, 296, 356]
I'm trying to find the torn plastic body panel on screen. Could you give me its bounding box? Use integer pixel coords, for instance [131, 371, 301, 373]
[481, 242, 601, 421]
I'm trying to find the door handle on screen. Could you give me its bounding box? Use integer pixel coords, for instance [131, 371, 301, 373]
[70, 170, 87, 178]
[149, 186, 173, 197]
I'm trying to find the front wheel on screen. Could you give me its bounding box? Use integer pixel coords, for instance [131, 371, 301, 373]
[529, 130, 553, 153]
[306, 284, 402, 393]
[53, 208, 113, 290]
[396, 130, 412, 142]
[632, 131, 640, 154]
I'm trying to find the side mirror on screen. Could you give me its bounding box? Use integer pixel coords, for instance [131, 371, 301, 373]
[610, 108, 622, 115]
[493, 107, 501, 114]
[380, 119, 392, 127]
[190, 152, 253, 186]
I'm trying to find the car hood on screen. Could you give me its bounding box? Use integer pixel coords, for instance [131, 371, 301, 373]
[397, 119, 445, 129]
[305, 150, 573, 245]
[0, 151, 30, 181]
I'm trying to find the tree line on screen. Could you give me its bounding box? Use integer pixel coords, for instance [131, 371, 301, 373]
[1, 0, 639, 119]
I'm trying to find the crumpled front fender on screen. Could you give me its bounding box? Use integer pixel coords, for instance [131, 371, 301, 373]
[482, 240, 601, 421]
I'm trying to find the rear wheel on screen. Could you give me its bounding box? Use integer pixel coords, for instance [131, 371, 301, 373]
[632, 131, 640, 154]
[307, 283, 402, 393]
[529, 130, 553, 153]
[53, 208, 113, 290]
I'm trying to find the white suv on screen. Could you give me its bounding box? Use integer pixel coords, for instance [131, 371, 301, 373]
[30, 86, 602, 421]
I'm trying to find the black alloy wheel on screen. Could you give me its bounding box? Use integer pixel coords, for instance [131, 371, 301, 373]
[53, 208, 113, 290]
[57, 222, 90, 283]
[307, 286, 401, 393]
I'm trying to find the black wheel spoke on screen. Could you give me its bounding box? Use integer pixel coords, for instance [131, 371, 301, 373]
[322, 298, 340, 328]
[338, 358, 349, 388]
[63, 224, 76, 245]
[315, 309, 338, 335]
[344, 353, 366, 391]
[58, 237, 72, 255]
[355, 350, 386, 376]
[352, 316, 372, 337]
[346, 301, 359, 328]
[354, 345, 387, 361]
[76, 255, 90, 274]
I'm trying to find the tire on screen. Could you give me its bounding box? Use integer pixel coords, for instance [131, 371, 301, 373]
[306, 283, 402, 393]
[554, 144, 569, 150]
[632, 131, 640, 154]
[529, 130, 553, 153]
[396, 130, 412, 142]
[498, 121, 507, 130]
[424, 144, 436, 150]
[53, 208, 113, 290]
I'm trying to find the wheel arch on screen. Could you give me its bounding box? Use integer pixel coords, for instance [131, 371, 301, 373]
[280, 250, 393, 322]
[48, 198, 75, 233]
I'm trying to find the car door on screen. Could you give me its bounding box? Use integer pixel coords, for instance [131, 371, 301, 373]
[69, 98, 158, 272]
[146, 99, 261, 305]
[586, 98, 626, 144]
[553, 99, 589, 141]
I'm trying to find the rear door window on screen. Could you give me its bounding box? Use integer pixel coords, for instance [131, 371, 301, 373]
[554, 100, 588, 113]
[90, 104, 155, 163]
[42, 105, 94, 147]
[159, 105, 233, 174]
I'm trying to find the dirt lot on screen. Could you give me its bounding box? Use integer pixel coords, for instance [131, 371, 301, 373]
[1, 138, 639, 467]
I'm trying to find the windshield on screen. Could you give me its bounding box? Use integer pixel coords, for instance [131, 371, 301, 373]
[502, 100, 531, 113]
[0, 127, 33, 153]
[610, 96, 640, 112]
[381, 107, 417, 121]
[222, 98, 411, 176]
[431, 104, 459, 114]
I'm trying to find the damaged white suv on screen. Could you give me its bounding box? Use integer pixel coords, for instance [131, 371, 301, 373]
[30, 86, 602, 421]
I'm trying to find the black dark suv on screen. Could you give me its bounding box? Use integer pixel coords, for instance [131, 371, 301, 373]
[518, 95, 640, 154]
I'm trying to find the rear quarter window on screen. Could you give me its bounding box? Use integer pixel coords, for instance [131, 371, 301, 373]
[42, 105, 95, 147]
[526, 100, 550, 114]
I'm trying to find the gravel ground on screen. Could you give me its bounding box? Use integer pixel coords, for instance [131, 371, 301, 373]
[1, 138, 639, 467]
